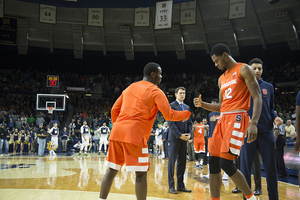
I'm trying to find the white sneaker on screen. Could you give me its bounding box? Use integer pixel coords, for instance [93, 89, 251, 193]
[202, 174, 209, 179]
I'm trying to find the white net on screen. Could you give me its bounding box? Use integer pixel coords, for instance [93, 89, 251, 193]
[46, 107, 54, 114]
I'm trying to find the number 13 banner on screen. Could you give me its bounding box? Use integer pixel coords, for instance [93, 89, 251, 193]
[88, 8, 104, 27]
[229, 0, 246, 19]
[180, 1, 196, 25]
[39, 4, 57, 24]
[155, 0, 173, 30]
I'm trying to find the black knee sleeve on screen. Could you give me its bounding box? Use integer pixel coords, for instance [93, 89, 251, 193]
[199, 153, 205, 159]
[209, 156, 221, 174]
[220, 158, 237, 177]
[195, 153, 198, 160]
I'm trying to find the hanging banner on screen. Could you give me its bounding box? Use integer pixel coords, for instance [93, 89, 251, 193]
[39, 4, 57, 24]
[155, 0, 173, 30]
[0, 17, 17, 45]
[0, 0, 4, 18]
[229, 0, 246, 19]
[88, 8, 104, 27]
[134, 7, 150, 27]
[180, 1, 196, 25]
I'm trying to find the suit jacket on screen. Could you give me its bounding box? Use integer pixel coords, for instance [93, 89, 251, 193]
[168, 101, 193, 142]
[162, 127, 169, 141]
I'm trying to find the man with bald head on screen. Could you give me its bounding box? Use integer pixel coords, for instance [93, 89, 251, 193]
[99, 62, 191, 200]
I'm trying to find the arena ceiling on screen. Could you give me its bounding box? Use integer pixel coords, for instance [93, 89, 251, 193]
[2, 0, 300, 60]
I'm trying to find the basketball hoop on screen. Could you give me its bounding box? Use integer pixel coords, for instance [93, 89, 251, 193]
[46, 107, 54, 114]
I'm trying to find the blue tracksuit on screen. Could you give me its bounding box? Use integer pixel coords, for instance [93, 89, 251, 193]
[240, 78, 278, 200]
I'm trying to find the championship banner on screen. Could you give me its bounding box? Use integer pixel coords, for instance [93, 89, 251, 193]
[39, 4, 57, 24]
[0, 17, 17, 46]
[0, 0, 4, 18]
[134, 7, 150, 27]
[88, 8, 104, 27]
[180, 1, 196, 25]
[229, 0, 246, 19]
[155, 0, 173, 30]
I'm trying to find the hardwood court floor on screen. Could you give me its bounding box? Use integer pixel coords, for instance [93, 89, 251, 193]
[0, 153, 299, 200]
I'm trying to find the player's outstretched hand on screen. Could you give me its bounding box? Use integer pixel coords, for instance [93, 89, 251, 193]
[274, 117, 283, 126]
[245, 124, 257, 143]
[193, 94, 202, 107]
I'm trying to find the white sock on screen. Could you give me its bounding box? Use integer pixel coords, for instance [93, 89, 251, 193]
[196, 161, 199, 165]
[200, 160, 203, 165]
[99, 198, 106, 200]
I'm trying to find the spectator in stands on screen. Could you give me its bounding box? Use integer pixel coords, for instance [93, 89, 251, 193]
[75, 119, 81, 136]
[97, 117, 103, 127]
[15, 118, 22, 130]
[87, 115, 93, 127]
[69, 119, 76, 133]
[35, 115, 45, 128]
[21, 115, 27, 126]
[8, 118, 14, 131]
[285, 120, 296, 141]
[27, 114, 35, 126]
[93, 117, 98, 128]
[70, 131, 77, 140]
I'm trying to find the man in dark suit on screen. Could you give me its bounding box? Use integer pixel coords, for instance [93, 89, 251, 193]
[168, 87, 193, 194]
[162, 122, 169, 159]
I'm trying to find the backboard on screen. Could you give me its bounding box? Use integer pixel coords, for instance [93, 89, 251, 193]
[36, 94, 66, 112]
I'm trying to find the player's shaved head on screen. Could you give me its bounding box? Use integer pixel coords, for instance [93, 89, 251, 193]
[143, 62, 160, 77]
[210, 43, 231, 57]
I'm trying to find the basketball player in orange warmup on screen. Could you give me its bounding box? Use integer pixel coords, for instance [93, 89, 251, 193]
[193, 116, 206, 169]
[99, 62, 191, 200]
[194, 43, 262, 200]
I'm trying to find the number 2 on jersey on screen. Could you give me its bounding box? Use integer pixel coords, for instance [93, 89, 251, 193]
[224, 87, 232, 100]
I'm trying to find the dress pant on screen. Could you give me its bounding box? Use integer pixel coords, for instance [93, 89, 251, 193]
[163, 140, 169, 158]
[187, 140, 195, 161]
[252, 150, 261, 191]
[241, 133, 278, 200]
[276, 135, 287, 176]
[203, 137, 208, 165]
[168, 140, 187, 189]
